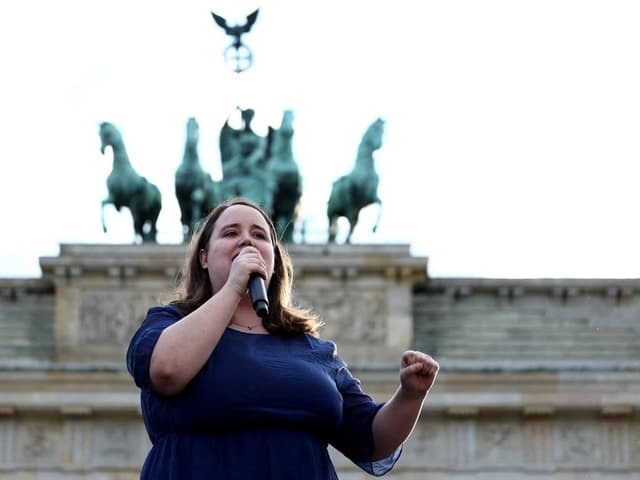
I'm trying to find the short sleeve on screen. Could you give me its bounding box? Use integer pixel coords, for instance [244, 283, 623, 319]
[126, 305, 182, 391]
[329, 357, 402, 476]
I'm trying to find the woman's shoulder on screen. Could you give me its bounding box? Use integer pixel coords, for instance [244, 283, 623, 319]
[304, 334, 345, 368]
[146, 304, 184, 319]
[304, 333, 335, 349]
[139, 304, 184, 329]
[147, 304, 184, 317]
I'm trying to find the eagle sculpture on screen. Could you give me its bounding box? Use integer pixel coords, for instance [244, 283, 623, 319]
[211, 9, 259, 47]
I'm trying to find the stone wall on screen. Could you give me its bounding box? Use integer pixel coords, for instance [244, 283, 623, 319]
[0, 367, 145, 480]
[331, 369, 640, 479]
[414, 278, 640, 368]
[0, 279, 54, 363]
[0, 244, 638, 479]
[1, 368, 638, 480]
[336, 413, 640, 480]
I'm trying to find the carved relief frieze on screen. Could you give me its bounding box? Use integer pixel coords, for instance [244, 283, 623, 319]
[391, 415, 639, 471]
[298, 287, 387, 344]
[91, 420, 141, 467]
[401, 417, 451, 467]
[78, 289, 163, 345]
[475, 419, 523, 466]
[554, 420, 601, 465]
[15, 420, 64, 467]
[1, 416, 151, 473]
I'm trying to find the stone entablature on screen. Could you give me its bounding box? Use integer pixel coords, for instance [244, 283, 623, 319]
[2, 367, 636, 431]
[38, 243, 426, 364]
[0, 367, 638, 479]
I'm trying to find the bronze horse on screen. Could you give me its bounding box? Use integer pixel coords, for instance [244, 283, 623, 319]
[99, 122, 162, 243]
[266, 110, 302, 243]
[175, 117, 221, 241]
[327, 118, 384, 243]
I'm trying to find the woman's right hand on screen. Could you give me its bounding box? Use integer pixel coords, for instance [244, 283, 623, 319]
[226, 246, 267, 297]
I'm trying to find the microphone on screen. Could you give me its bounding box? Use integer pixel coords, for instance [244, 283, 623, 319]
[248, 273, 269, 318]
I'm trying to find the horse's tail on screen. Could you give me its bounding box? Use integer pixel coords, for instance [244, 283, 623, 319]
[372, 198, 382, 233]
[100, 198, 109, 233]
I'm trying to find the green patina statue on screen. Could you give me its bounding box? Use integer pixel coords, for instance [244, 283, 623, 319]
[99, 122, 162, 243]
[175, 117, 221, 242]
[218, 108, 271, 209]
[217, 107, 303, 242]
[265, 110, 302, 243]
[327, 118, 385, 243]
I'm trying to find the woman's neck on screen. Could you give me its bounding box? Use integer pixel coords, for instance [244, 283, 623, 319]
[230, 301, 267, 333]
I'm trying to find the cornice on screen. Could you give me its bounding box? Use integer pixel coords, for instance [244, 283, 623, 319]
[38, 243, 429, 283]
[422, 277, 640, 300]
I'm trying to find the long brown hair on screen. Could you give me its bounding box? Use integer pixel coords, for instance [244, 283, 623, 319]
[170, 197, 322, 336]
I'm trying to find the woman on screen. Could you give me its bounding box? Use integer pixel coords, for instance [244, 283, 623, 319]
[126, 197, 439, 479]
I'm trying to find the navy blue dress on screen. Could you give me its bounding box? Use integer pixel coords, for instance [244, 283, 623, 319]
[126, 305, 401, 479]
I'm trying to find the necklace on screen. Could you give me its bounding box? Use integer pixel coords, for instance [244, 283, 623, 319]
[231, 321, 262, 331]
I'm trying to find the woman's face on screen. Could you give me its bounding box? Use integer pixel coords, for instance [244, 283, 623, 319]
[201, 204, 275, 294]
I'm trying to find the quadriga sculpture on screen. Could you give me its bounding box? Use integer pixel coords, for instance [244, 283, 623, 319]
[175, 117, 221, 241]
[327, 118, 384, 243]
[98, 122, 162, 243]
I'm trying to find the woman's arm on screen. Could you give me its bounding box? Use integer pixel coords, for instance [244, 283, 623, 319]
[149, 243, 268, 396]
[371, 351, 439, 460]
[149, 284, 243, 396]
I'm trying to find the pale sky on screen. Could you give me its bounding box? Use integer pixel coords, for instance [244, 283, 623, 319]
[0, 0, 639, 279]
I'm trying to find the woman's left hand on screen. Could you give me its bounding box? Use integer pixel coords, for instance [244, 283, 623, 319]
[399, 350, 439, 398]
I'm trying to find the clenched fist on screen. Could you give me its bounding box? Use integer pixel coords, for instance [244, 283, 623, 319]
[399, 350, 439, 398]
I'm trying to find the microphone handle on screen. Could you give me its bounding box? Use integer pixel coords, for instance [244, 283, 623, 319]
[248, 273, 269, 318]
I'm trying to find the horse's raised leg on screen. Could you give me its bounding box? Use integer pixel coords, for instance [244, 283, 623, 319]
[100, 198, 112, 233]
[372, 198, 382, 233]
